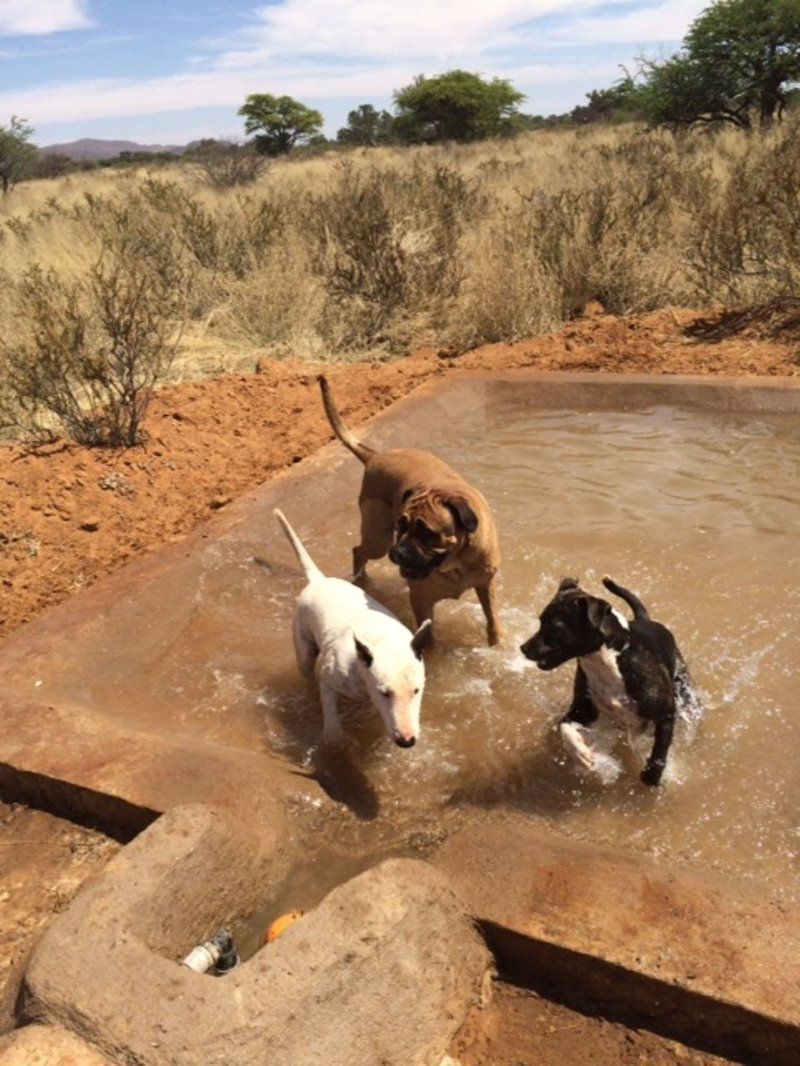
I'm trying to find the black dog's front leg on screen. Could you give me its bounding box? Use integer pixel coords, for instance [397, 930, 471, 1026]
[641, 716, 674, 786]
[562, 666, 599, 727]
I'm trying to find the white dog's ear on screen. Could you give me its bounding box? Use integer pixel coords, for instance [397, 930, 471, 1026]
[410, 620, 433, 660]
[353, 634, 373, 667]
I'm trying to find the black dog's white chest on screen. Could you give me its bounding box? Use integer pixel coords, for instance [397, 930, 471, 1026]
[579, 648, 640, 730]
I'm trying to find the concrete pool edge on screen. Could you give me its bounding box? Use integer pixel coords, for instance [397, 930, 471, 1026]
[435, 813, 800, 1064]
[387, 367, 800, 414]
[22, 804, 491, 1066]
[15, 804, 800, 1065]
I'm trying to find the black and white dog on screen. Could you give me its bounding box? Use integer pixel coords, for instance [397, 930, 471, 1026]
[520, 576, 697, 786]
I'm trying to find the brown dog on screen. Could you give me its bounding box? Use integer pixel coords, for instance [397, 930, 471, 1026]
[319, 376, 502, 646]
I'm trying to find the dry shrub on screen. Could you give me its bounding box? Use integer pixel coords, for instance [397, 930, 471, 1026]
[683, 117, 800, 306]
[2, 122, 800, 407]
[449, 204, 562, 347]
[191, 142, 270, 190]
[305, 160, 481, 349]
[523, 134, 688, 316]
[0, 236, 184, 446]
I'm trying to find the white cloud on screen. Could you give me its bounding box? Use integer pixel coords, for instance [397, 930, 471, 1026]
[3, 58, 606, 126]
[0, 0, 91, 36]
[216, 1, 573, 67]
[555, 0, 703, 45]
[1, 1, 704, 133]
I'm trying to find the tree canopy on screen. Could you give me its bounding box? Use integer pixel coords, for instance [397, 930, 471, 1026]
[392, 70, 525, 143]
[238, 94, 323, 155]
[0, 117, 36, 195]
[638, 0, 800, 129]
[336, 104, 394, 147]
[570, 77, 644, 124]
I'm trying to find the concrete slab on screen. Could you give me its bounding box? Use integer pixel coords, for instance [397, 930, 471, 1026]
[0, 699, 300, 842]
[24, 804, 490, 1066]
[1, 370, 799, 840]
[434, 812, 800, 1064]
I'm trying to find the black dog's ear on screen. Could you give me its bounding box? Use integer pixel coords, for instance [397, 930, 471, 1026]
[353, 635, 373, 667]
[586, 598, 627, 647]
[410, 619, 433, 660]
[446, 495, 479, 533]
[558, 577, 580, 594]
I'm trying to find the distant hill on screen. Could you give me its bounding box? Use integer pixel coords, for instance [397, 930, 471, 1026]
[39, 138, 186, 161]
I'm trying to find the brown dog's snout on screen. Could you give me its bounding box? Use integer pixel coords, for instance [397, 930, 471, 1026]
[388, 541, 411, 566]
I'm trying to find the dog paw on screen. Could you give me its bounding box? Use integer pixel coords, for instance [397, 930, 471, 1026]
[559, 722, 595, 769]
[640, 764, 664, 787]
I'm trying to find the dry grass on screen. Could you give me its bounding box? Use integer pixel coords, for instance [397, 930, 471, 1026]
[2, 120, 799, 386]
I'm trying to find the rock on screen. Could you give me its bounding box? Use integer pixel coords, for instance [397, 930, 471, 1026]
[209, 495, 232, 510]
[25, 807, 489, 1066]
[0, 1024, 111, 1063]
[78, 518, 100, 532]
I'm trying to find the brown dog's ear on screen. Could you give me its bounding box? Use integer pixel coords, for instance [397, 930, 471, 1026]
[410, 619, 433, 660]
[558, 577, 580, 594]
[353, 635, 373, 668]
[445, 495, 479, 533]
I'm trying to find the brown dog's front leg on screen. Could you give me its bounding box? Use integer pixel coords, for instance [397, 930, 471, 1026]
[475, 581, 503, 647]
[409, 583, 435, 637]
[352, 544, 369, 581]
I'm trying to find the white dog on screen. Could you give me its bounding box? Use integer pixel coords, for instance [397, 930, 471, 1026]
[274, 509, 432, 747]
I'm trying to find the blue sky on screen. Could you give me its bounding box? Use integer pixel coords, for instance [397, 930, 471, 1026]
[0, 1, 705, 147]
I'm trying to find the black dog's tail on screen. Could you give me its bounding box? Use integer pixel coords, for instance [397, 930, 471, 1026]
[602, 576, 650, 620]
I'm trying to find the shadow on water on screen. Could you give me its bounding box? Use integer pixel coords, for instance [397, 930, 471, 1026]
[446, 728, 663, 823]
[261, 667, 384, 822]
[302, 744, 381, 822]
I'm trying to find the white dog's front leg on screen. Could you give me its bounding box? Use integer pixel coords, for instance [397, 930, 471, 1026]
[320, 684, 345, 746]
[559, 721, 595, 769]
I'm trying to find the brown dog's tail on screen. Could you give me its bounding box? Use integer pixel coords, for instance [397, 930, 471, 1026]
[602, 576, 649, 620]
[318, 375, 374, 464]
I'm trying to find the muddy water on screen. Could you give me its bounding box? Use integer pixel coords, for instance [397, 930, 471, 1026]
[257, 398, 800, 899]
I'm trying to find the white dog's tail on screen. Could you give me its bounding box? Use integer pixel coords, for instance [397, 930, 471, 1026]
[274, 509, 322, 582]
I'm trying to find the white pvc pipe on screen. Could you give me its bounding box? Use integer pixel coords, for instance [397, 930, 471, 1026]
[181, 941, 222, 974]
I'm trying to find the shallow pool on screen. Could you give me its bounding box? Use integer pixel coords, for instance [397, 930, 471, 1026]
[259, 391, 800, 895]
[20, 374, 799, 897]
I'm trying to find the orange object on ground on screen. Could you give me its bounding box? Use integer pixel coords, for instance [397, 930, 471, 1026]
[263, 910, 305, 944]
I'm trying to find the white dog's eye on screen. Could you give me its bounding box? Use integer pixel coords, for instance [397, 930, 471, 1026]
[414, 688, 420, 695]
[381, 688, 394, 699]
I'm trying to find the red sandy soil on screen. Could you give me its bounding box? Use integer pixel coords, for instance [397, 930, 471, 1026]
[1, 306, 796, 640]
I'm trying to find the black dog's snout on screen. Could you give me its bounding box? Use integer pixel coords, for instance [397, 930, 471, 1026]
[394, 735, 416, 748]
[520, 639, 539, 661]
